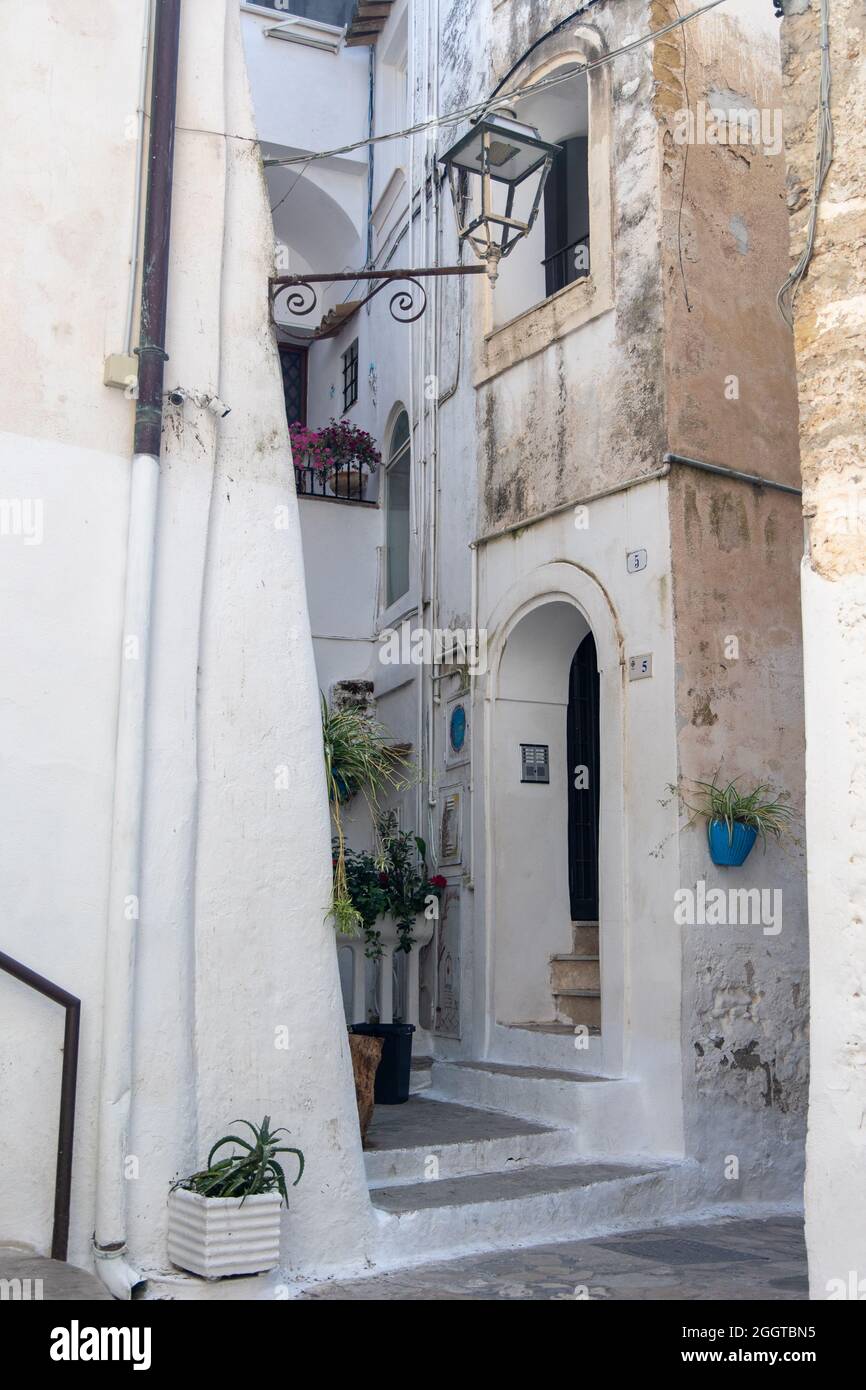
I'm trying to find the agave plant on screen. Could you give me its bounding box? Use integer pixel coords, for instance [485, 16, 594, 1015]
[321, 694, 415, 935]
[680, 776, 796, 849]
[173, 1116, 304, 1205]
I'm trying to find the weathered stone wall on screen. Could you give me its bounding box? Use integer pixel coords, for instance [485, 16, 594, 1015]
[469, 0, 668, 531]
[779, 0, 866, 1297]
[655, 0, 809, 1200]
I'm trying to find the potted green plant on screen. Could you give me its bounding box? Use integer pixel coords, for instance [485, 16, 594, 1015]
[680, 776, 796, 867]
[321, 695, 414, 936]
[167, 1117, 303, 1279]
[343, 817, 446, 1105]
[340, 817, 446, 961]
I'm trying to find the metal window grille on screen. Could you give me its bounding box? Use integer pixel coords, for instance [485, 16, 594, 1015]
[342, 337, 359, 411]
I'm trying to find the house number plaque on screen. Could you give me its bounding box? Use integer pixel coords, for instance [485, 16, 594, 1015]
[629, 654, 653, 681]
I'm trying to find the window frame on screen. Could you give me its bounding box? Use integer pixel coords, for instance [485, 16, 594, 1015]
[384, 410, 412, 611]
[341, 337, 359, 413]
[278, 342, 308, 428]
[475, 40, 614, 386]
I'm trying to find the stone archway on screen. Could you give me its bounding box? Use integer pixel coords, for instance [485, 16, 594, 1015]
[478, 562, 627, 1076]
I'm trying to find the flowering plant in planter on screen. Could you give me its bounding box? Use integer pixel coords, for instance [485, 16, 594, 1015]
[338, 814, 447, 958]
[316, 418, 382, 473]
[289, 421, 331, 470]
[289, 418, 381, 475]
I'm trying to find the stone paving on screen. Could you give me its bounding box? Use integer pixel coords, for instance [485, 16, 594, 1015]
[0, 1246, 113, 1301]
[300, 1215, 808, 1300]
[364, 1095, 551, 1150]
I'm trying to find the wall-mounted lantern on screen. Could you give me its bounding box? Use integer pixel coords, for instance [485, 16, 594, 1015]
[268, 110, 557, 328]
[440, 110, 561, 283]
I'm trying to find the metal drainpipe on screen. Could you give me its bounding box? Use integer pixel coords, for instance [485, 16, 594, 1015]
[93, 0, 181, 1300]
[365, 45, 375, 268]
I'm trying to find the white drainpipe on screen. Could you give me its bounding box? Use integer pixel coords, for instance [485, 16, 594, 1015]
[93, 0, 181, 1298]
[92, 451, 160, 1298]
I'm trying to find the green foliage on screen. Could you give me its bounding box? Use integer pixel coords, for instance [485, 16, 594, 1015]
[340, 842, 389, 957]
[321, 695, 416, 936]
[173, 1116, 304, 1205]
[337, 813, 446, 959]
[679, 775, 796, 849]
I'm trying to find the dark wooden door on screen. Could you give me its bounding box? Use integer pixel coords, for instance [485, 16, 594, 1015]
[567, 631, 600, 921]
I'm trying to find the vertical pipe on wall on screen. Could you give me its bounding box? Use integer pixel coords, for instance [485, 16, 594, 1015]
[124, 0, 155, 355]
[93, 0, 181, 1299]
[366, 44, 375, 268]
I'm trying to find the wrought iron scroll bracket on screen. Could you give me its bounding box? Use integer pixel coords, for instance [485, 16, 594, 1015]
[269, 264, 486, 332]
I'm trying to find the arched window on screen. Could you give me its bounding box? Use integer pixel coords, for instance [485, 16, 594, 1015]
[385, 410, 411, 607]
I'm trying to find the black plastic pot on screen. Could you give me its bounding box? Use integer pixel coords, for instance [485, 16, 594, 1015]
[350, 1022, 415, 1105]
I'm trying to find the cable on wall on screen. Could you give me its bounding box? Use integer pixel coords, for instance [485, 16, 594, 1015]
[777, 0, 833, 327]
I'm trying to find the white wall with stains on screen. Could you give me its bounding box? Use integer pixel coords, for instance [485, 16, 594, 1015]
[0, 0, 371, 1286]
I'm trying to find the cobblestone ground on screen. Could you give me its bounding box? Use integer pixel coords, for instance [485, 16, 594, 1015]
[300, 1216, 807, 1301]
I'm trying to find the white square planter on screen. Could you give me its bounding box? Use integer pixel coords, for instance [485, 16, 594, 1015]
[167, 1187, 282, 1280]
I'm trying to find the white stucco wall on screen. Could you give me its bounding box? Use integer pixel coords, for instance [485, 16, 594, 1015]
[0, 0, 370, 1284]
[801, 569, 866, 1291]
[298, 496, 380, 694]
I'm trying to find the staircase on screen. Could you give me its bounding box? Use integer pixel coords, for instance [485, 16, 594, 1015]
[551, 920, 600, 1029]
[364, 1063, 687, 1269]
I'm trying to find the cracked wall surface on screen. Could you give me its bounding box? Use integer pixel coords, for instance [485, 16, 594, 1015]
[474, 0, 667, 531]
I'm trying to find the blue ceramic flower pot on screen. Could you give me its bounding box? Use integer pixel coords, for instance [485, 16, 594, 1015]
[708, 819, 757, 867]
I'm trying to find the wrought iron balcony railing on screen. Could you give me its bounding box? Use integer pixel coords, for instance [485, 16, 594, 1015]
[542, 234, 591, 298]
[294, 459, 376, 504]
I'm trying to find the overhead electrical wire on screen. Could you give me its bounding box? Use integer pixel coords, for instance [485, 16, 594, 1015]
[777, 0, 833, 326]
[263, 0, 731, 169]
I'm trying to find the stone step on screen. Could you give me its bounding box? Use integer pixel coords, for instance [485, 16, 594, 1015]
[0, 1246, 113, 1301]
[363, 1096, 579, 1187]
[572, 921, 599, 954]
[428, 1059, 644, 1148]
[409, 1055, 433, 1094]
[369, 1158, 680, 1266]
[554, 989, 601, 1029]
[550, 954, 600, 990]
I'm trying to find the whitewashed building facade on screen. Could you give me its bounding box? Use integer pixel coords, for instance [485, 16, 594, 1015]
[0, 0, 827, 1298]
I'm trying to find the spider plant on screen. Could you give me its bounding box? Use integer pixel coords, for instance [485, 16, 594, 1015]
[681, 776, 796, 849]
[321, 694, 415, 935]
[172, 1116, 304, 1205]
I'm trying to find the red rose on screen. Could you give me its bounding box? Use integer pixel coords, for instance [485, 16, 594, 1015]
[430, 875, 447, 890]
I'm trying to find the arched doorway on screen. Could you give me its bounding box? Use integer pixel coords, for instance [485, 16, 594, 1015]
[567, 631, 600, 922]
[480, 563, 628, 1071]
[490, 600, 593, 1026]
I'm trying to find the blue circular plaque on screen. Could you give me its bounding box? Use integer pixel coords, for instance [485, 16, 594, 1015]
[449, 703, 467, 753]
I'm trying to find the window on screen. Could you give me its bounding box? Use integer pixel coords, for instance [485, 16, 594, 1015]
[342, 338, 359, 412]
[385, 411, 411, 608]
[279, 344, 307, 426]
[543, 136, 590, 297]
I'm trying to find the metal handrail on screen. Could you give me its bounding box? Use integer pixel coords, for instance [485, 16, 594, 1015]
[0, 950, 80, 1261]
[294, 458, 376, 504]
[541, 233, 590, 267]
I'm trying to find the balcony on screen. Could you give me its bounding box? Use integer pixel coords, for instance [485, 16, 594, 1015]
[294, 456, 377, 505]
[290, 418, 381, 507]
